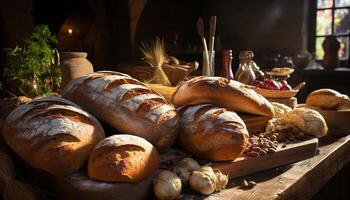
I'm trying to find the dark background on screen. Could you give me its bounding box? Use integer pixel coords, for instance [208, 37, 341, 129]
[0, 0, 318, 68]
[0, 0, 349, 99]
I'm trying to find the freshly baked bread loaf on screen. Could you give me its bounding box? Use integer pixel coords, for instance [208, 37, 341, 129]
[62, 71, 178, 152]
[306, 89, 350, 110]
[172, 76, 274, 117]
[282, 107, 328, 138]
[2, 96, 105, 176]
[272, 102, 292, 118]
[178, 104, 249, 161]
[88, 134, 160, 183]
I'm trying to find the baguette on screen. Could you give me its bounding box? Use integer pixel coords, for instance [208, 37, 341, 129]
[62, 71, 178, 152]
[172, 76, 274, 116]
[306, 89, 350, 110]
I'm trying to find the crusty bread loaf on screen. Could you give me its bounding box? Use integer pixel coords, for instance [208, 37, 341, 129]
[2, 96, 105, 176]
[62, 71, 178, 152]
[172, 76, 274, 117]
[282, 107, 328, 138]
[272, 102, 292, 118]
[88, 134, 160, 183]
[306, 89, 350, 110]
[178, 104, 249, 161]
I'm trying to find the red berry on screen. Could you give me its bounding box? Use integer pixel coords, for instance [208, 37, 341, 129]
[262, 79, 280, 90]
[251, 80, 263, 88]
[280, 84, 292, 90]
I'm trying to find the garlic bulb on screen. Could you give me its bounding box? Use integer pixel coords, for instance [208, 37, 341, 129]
[189, 166, 217, 195]
[173, 166, 191, 186]
[214, 169, 228, 191]
[154, 170, 182, 200]
[179, 157, 200, 172]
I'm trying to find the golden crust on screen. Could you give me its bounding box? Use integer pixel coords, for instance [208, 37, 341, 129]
[282, 107, 328, 138]
[272, 102, 292, 118]
[306, 89, 349, 110]
[2, 97, 105, 176]
[172, 77, 274, 117]
[178, 104, 249, 161]
[88, 135, 160, 183]
[62, 71, 179, 152]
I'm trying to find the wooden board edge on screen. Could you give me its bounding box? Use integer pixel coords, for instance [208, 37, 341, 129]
[212, 138, 318, 179]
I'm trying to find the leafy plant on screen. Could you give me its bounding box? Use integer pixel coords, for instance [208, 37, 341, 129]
[3, 25, 61, 97]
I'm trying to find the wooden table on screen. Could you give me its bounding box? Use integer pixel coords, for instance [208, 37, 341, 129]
[182, 134, 350, 200]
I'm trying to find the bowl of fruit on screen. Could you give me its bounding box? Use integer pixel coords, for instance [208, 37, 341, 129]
[248, 79, 305, 98]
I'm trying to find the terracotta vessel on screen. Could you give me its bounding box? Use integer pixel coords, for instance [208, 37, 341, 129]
[60, 52, 94, 89]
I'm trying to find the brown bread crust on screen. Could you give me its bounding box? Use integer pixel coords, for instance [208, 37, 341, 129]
[178, 104, 249, 161]
[172, 77, 274, 117]
[62, 71, 178, 152]
[2, 96, 105, 176]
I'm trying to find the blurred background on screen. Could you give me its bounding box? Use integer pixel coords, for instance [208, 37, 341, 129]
[0, 0, 349, 99]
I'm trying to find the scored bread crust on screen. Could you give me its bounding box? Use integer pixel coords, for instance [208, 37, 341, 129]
[2, 96, 105, 176]
[172, 76, 274, 117]
[88, 134, 160, 183]
[306, 89, 350, 110]
[178, 104, 249, 161]
[282, 107, 328, 138]
[62, 71, 178, 152]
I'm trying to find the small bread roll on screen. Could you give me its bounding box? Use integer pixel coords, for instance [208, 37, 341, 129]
[282, 108, 328, 137]
[272, 102, 292, 118]
[306, 89, 350, 110]
[178, 104, 249, 161]
[88, 134, 160, 183]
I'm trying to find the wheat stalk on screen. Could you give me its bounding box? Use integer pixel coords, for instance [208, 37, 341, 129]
[140, 37, 171, 86]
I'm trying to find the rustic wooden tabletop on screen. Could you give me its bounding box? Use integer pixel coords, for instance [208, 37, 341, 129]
[181, 134, 350, 200]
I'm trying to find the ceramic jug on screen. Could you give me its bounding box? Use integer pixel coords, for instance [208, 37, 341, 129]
[59, 52, 94, 88]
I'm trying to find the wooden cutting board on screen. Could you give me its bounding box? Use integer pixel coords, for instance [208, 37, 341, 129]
[27, 139, 318, 199]
[212, 138, 318, 179]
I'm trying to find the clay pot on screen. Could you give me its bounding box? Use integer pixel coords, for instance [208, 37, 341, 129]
[293, 50, 312, 69]
[60, 52, 94, 88]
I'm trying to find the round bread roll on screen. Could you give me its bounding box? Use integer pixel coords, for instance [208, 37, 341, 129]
[282, 107, 328, 138]
[306, 89, 350, 110]
[172, 76, 274, 117]
[272, 102, 292, 118]
[88, 134, 160, 183]
[178, 104, 249, 161]
[2, 96, 105, 176]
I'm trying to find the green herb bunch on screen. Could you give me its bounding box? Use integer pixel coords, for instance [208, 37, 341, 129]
[4, 25, 61, 97]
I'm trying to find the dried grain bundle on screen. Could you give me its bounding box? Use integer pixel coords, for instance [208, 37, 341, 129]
[140, 37, 171, 86]
[0, 151, 36, 200]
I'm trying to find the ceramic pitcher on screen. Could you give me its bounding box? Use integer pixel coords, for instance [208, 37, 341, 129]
[59, 52, 94, 89]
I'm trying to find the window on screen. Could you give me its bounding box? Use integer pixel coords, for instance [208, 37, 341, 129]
[315, 0, 350, 61]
